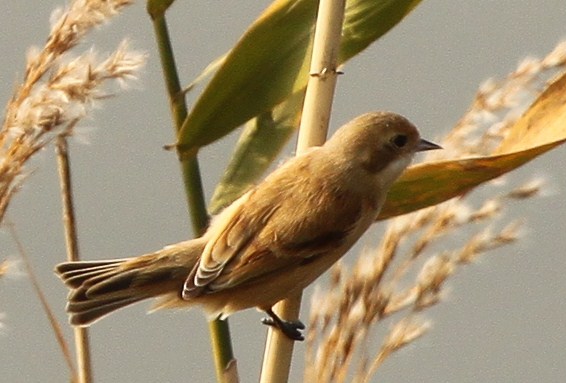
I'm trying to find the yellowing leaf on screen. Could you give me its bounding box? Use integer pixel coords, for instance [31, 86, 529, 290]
[379, 70, 566, 220]
[378, 141, 565, 220]
[496, 70, 566, 154]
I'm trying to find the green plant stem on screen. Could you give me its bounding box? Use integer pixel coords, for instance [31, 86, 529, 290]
[150, 12, 235, 382]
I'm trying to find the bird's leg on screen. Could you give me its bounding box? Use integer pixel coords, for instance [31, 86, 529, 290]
[261, 308, 306, 341]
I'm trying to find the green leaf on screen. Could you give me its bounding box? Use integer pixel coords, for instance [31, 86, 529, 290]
[177, 0, 423, 156]
[340, 0, 422, 62]
[208, 92, 304, 214]
[177, 0, 317, 157]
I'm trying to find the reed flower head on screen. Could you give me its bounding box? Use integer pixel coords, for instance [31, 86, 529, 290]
[0, 0, 143, 222]
[305, 40, 565, 383]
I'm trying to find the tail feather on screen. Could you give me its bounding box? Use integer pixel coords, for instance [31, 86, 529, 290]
[69, 294, 146, 326]
[87, 267, 182, 297]
[56, 260, 128, 288]
[55, 239, 205, 326]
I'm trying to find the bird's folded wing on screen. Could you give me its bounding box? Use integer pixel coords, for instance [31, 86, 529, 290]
[183, 153, 364, 297]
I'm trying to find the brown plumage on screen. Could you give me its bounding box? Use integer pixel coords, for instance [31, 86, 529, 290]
[55, 111, 440, 340]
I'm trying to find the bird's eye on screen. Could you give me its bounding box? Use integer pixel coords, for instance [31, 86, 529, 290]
[391, 134, 408, 149]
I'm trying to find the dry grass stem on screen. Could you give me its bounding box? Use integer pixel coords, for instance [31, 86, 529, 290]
[6, 223, 76, 376]
[0, 0, 141, 223]
[56, 135, 93, 382]
[305, 40, 565, 383]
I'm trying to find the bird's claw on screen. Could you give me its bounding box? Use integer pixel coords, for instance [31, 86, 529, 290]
[261, 309, 306, 341]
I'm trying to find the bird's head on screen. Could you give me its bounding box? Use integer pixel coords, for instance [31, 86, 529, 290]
[325, 111, 441, 190]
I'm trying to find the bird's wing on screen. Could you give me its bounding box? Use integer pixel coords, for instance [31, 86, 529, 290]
[183, 152, 365, 297]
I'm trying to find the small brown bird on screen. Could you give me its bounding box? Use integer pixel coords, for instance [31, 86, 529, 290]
[55, 111, 440, 340]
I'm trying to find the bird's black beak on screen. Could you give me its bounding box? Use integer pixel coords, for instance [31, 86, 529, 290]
[417, 138, 442, 152]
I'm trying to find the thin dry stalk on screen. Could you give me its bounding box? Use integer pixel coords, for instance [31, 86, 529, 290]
[56, 134, 92, 383]
[305, 41, 565, 383]
[6, 223, 77, 377]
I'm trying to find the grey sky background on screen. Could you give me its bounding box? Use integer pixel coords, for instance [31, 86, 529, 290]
[1, 1, 565, 382]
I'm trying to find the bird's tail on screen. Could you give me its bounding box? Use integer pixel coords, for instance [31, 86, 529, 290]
[55, 239, 205, 326]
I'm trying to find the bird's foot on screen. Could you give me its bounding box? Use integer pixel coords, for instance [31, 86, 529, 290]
[261, 308, 305, 341]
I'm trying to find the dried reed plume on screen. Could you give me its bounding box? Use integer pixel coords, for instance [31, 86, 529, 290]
[304, 40, 566, 383]
[0, 0, 140, 223]
[0, 259, 7, 277]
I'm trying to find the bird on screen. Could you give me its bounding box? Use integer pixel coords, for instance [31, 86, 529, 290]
[55, 111, 441, 341]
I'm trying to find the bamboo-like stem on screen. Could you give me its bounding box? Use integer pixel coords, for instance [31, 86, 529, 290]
[259, 1, 346, 382]
[56, 135, 93, 383]
[150, 13, 237, 383]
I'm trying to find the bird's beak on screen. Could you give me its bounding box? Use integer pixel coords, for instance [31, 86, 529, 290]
[417, 138, 442, 152]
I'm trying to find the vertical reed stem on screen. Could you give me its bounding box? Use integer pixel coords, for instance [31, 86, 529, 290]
[259, 1, 346, 382]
